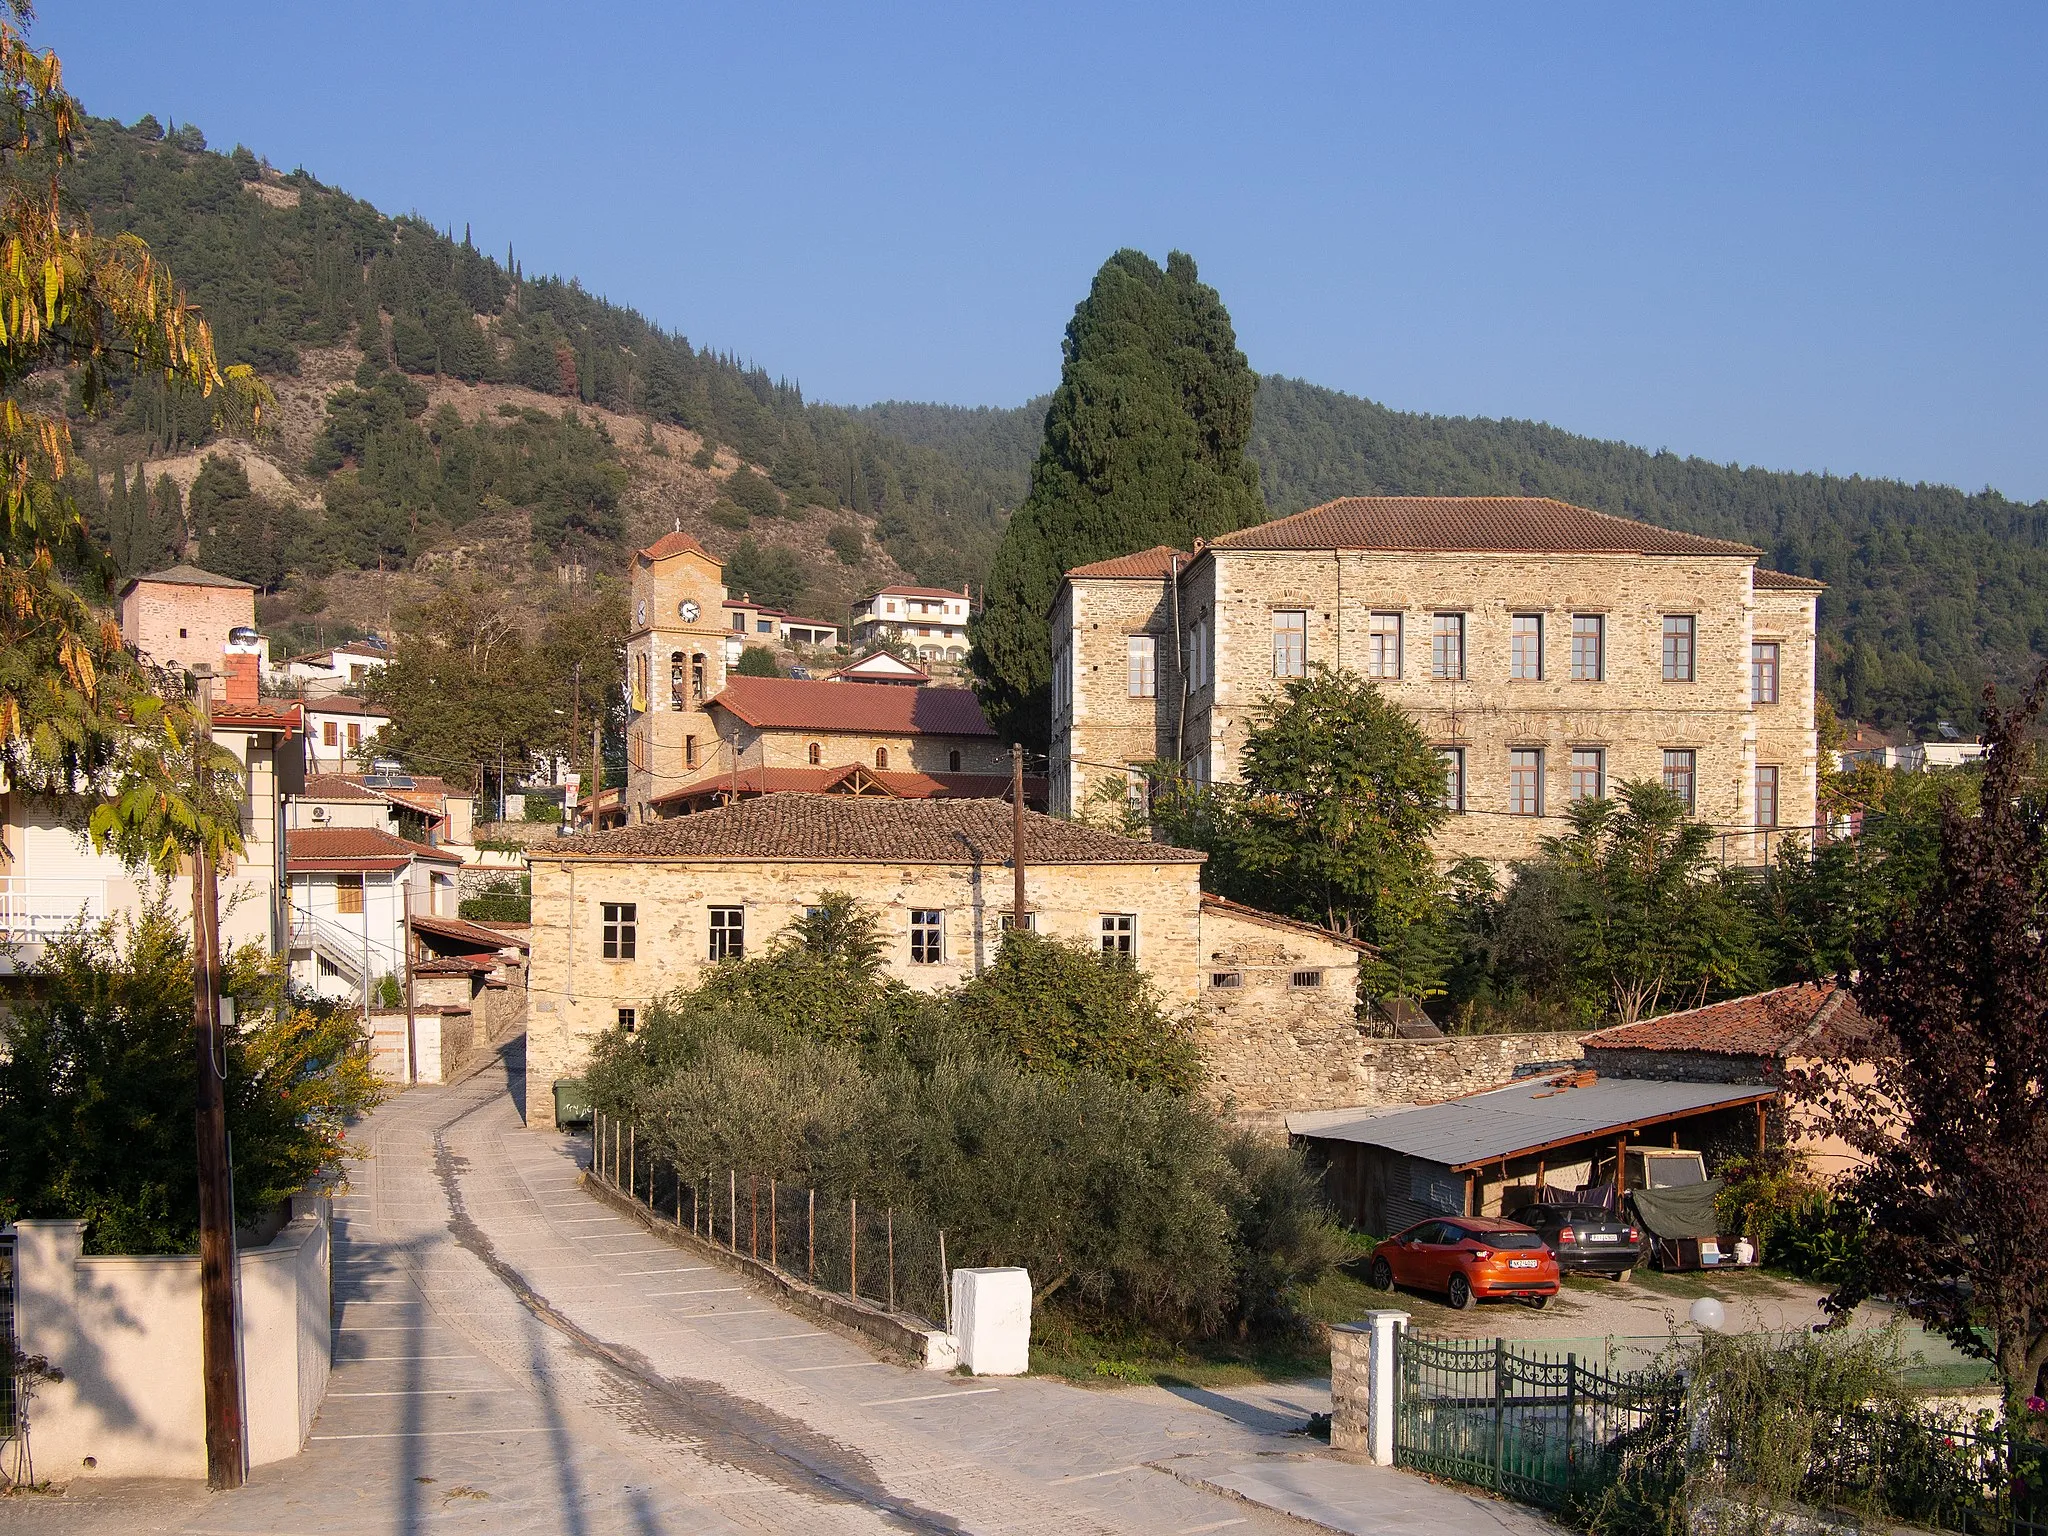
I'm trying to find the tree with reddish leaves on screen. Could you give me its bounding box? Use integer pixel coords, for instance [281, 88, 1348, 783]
[1806, 667, 2048, 1403]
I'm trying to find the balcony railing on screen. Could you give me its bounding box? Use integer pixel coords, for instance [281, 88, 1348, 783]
[0, 877, 109, 940]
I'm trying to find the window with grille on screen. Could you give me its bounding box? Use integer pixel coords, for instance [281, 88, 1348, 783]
[1431, 614, 1465, 680]
[1510, 614, 1544, 680]
[602, 902, 637, 960]
[1438, 747, 1466, 812]
[335, 873, 364, 915]
[1127, 634, 1157, 697]
[708, 905, 744, 961]
[1756, 765, 1780, 829]
[910, 909, 944, 964]
[1211, 971, 1243, 989]
[1367, 612, 1403, 679]
[1571, 614, 1604, 681]
[1569, 747, 1605, 804]
[1752, 641, 1780, 704]
[1272, 611, 1307, 678]
[1662, 616, 1696, 682]
[1290, 970, 1324, 989]
[1509, 749, 1544, 816]
[1101, 912, 1136, 957]
[1663, 749, 1697, 809]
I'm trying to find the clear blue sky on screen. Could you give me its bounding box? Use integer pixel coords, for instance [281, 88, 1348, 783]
[47, 3, 2048, 500]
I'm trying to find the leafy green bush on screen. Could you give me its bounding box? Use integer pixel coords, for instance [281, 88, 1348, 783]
[733, 646, 781, 678]
[952, 931, 1199, 1090]
[0, 908, 381, 1253]
[826, 524, 863, 564]
[460, 876, 531, 923]
[582, 895, 1338, 1338]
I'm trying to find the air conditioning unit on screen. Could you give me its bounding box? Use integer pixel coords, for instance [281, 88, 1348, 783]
[310, 806, 329, 822]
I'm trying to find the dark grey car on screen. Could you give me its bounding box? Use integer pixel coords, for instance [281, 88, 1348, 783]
[1517, 1203, 1643, 1278]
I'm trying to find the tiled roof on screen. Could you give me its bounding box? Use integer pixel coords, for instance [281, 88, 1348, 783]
[706, 676, 994, 737]
[1199, 892, 1376, 954]
[302, 773, 382, 802]
[824, 653, 930, 684]
[411, 912, 529, 952]
[303, 695, 388, 717]
[1753, 568, 1828, 591]
[650, 764, 1038, 809]
[638, 530, 717, 563]
[211, 701, 302, 732]
[1203, 497, 1760, 557]
[287, 826, 464, 871]
[1067, 546, 1190, 580]
[1580, 983, 1871, 1058]
[865, 585, 965, 602]
[535, 794, 1206, 866]
[123, 563, 255, 592]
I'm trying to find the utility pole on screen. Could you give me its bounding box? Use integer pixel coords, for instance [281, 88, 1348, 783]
[190, 675, 245, 1489]
[590, 722, 602, 831]
[402, 877, 417, 1087]
[1011, 743, 1026, 928]
[570, 660, 581, 790]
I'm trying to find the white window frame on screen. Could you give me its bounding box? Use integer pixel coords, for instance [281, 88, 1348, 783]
[1272, 610, 1307, 679]
[1438, 747, 1466, 812]
[708, 905, 745, 961]
[910, 909, 944, 965]
[1367, 611, 1403, 680]
[602, 901, 637, 961]
[1127, 634, 1157, 698]
[1100, 912, 1137, 958]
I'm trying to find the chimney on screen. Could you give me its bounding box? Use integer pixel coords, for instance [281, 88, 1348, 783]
[224, 653, 260, 707]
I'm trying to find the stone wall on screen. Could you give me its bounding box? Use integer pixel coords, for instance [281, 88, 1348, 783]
[525, 853, 1208, 1126]
[1065, 548, 1818, 866]
[117, 576, 254, 676]
[1053, 575, 1184, 816]
[735, 722, 1009, 776]
[1201, 1009, 1587, 1137]
[625, 543, 731, 819]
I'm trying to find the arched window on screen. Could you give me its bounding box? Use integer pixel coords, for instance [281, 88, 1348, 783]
[807, 742, 822, 765]
[948, 749, 961, 772]
[691, 652, 706, 703]
[875, 747, 889, 770]
[670, 652, 685, 710]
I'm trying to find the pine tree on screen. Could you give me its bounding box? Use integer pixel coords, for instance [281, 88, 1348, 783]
[969, 249, 1263, 747]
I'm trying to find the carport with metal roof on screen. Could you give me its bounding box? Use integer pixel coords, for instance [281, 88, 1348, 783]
[1288, 1072, 1774, 1236]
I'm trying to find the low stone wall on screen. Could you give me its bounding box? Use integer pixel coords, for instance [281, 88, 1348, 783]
[1200, 1021, 1587, 1135]
[579, 1174, 956, 1370]
[6, 1194, 331, 1479]
[368, 1008, 480, 1085]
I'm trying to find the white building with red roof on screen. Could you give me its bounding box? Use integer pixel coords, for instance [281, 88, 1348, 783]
[849, 583, 972, 661]
[284, 826, 463, 1004]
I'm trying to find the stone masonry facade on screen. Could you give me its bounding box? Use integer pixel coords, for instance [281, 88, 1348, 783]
[525, 851, 1211, 1126]
[1052, 501, 1822, 867]
[624, 536, 734, 820]
[117, 571, 256, 678]
[723, 721, 1010, 777]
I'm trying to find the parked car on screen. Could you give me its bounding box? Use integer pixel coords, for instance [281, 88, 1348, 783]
[1368, 1216, 1561, 1310]
[1515, 1202, 1644, 1279]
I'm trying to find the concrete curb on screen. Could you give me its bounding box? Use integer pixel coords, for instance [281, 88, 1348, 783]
[578, 1172, 959, 1370]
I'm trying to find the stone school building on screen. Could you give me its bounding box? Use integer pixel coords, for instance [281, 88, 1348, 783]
[524, 796, 1380, 1128]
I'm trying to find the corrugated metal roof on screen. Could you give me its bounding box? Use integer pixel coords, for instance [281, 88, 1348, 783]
[1290, 1075, 1773, 1170]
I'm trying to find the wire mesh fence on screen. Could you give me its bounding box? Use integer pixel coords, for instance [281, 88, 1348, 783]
[1395, 1331, 2048, 1533]
[591, 1112, 949, 1330]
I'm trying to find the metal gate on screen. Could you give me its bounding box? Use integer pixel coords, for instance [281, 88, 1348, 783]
[1393, 1333, 1681, 1510]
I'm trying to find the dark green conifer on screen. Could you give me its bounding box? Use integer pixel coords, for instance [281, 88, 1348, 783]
[969, 249, 1263, 747]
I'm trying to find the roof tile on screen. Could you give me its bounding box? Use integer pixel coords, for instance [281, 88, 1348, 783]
[535, 794, 1205, 865]
[1580, 983, 1870, 1058]
[1753, 568, 1828, 591]
[707, 676, 993, 736]
[638, 530, 717, 563]
[287, 826, 464, 870]
[1067, 546, 1190, 580]
[1205, 497, 1760, 557]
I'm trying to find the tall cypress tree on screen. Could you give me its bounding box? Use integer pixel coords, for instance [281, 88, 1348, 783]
[969, 249, 1264, 747]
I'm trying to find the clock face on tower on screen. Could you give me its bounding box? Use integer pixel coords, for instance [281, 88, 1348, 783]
[679, 600, 700, 622]
[635, 600, 647, 627]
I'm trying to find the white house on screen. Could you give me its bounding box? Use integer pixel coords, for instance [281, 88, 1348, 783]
[302, 696, 391, 772]
[272, 639, 390, 695]
[0, 694, 302, 971]
[849, 585, 971, 661]
[285, 826, 462, 1004]
[722, 597, 842, 659]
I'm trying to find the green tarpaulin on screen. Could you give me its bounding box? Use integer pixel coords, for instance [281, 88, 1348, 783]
[1629, 1177, 1726, 1240]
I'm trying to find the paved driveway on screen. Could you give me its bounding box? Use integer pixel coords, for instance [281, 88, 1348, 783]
[1, 1041, 1555, 1536]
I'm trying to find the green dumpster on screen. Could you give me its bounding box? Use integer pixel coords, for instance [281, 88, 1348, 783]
[552, 1077, 593, 1129]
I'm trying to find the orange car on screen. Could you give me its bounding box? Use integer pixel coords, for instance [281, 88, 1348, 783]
[1368, 1216, 1561, 1310]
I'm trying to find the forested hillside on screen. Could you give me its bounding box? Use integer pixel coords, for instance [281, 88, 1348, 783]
[62, 114, 1010, 636]
[61, 110, 2048, 732]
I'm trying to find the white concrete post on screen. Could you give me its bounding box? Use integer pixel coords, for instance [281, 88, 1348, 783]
[1330, 1309, 1408, 1464]
[949, 1267, 1031, 1375]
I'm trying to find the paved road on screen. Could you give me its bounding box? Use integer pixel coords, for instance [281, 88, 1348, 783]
[1, 1041, 1553, 1536]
